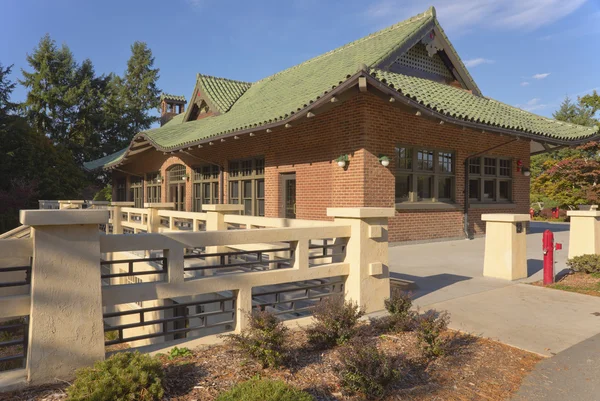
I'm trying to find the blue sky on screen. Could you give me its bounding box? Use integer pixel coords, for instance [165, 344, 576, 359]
[1, 0, 599, 118]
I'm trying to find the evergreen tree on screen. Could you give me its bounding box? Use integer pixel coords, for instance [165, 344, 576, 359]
[0, 63, 16, 118]
[552, 96, 596, 127]
[122, 41, 161, 137]
[20, 35, 108, 164]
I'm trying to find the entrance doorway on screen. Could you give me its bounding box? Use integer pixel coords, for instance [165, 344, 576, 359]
[281, 173, 296, 219]
[167, 164, 187, 211]
[169, 183, 186, 211]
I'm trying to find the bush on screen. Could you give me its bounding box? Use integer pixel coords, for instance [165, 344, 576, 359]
[335, 341, 400, 399]
[415, 310, 450, 358]
[216, 377, 314, 401]
[567, 254, 600, 274]
[306, 297, 364, 348]
[66, 352, 164, 401]
[384, 291, 417, 332]
[168, 346, 193, 360]
[225, 309, 288, 368]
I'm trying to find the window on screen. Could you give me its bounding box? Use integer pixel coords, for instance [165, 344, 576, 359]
[193, 165, 220, 212]
[468, 156, 512, 203]
[394, 147, 455, 203]
[129, 177, 143, 208]
[115, 178, 126, 202]
[146, 172, 162, 203]
[168, 165, 187, 182]
[228, 157, 265, 216]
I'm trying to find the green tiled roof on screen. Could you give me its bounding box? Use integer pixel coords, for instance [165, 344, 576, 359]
[197, 75, 252, 113]
[160, 93, 186, 103]
[84, 6, 598, 170]
[370, 68, 598, 141]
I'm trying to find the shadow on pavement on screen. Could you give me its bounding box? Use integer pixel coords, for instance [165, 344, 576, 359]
[527, 259, 543, 276]
[391, 272, 471, 300]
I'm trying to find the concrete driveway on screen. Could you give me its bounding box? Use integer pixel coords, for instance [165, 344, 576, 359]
[389, 222, 600, 357]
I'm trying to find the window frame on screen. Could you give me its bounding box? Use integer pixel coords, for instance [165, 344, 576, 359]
[228, 157, 265, 216]
[468, 156, 513, 203]
[115, 178, 127, 202]
[193, 164, 220, 212]
[129, 176, 144, 208]
[394, 146, 456, 204]
[145, 172, 162, 204]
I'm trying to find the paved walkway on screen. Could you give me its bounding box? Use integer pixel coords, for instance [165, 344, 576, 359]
[389, 222, 600, 357]
[512, 333, 600, 400]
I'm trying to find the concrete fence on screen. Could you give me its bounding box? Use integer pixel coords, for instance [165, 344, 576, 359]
[0, 205, 393, 389]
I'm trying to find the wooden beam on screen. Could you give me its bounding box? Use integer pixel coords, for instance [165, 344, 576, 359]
[358, 77, 367, 92]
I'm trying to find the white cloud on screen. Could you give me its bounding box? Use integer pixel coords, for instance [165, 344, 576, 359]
[532, 73, 551, 79]
[521, 82, 530, 86]
[464, 58, 495, 67]
[517, 97, 549, 111]
[366, 0, 587, 35]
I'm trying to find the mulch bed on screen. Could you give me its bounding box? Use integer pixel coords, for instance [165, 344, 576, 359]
[1, 324, 541, 401]
[532, 271, 600, 297]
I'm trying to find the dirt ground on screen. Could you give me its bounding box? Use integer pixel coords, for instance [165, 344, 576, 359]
[532, 271, 600, 297]
[1, 326, 541, 401]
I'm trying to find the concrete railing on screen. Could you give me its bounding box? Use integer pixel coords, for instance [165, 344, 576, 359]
[0, 206, 393, 388]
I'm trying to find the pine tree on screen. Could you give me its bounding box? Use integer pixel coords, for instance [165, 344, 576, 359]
[0, 63, 16, 119]
[20, 35, 108, 164]
[122, 41, 161, 137]
[552, 96, 596, 127]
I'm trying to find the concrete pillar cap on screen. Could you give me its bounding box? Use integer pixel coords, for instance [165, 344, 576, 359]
[202, 204, 244, 212]
[110, 201, 135, 207]
[481, 213, 530, 222]
[327, 207, 395, 218]
[20, 210, 109, 226]
[567, 210, 600, 217]
[144, 202, 175, 209]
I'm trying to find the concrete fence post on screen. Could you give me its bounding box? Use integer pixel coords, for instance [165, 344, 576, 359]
[482, 214, 530, 280]
[326, 207, 394, 314]
[19, 209, 109, 385]
[566, 210, 600, 258]
[144, 202, 174, 233]
[109, 202, 134, 234]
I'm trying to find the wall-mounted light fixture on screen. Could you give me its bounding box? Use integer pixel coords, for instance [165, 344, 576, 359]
[335, 154, 349, 168]
[378, 155, 390, 167]
[522, 167, 531, 177]
[157, 176, 163, 184]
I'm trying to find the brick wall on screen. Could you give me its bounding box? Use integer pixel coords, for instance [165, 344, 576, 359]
[362, 92, 530, 242]
[112, 91, 531, 243]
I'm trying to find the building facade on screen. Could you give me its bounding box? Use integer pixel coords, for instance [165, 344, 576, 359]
[86, 7, 598, 243]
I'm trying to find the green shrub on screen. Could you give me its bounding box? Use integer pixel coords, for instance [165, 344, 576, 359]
[384, 291, 417, 332]
[567, 254, 600, 274]
[225, 309, 288, 368]
[168, 346, 193, 360]
[216, 377, 314, 401]
[415, 310, 450, 358]
[335, 341, 400, 399]
[306, 297, 364, 348]
[66, 352, 164, 401]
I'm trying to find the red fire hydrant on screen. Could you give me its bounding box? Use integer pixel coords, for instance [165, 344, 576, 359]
[542, 230, 562, 285]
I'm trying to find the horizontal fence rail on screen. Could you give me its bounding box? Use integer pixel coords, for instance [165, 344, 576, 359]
[101, 257, 168, 280]
[0, 317, 28, 372]
[253, 278, 345, 316]
[103, 296, 236, 345]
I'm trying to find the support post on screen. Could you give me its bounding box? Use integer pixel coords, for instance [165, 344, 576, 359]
[144, 202, 174, 233]
[203, 205, 244, 267]
[19, 209, 109, 385]
[326, 207, 393, 314]
[482, 214, 530, 280]
[109, 202, 134, 234]
[566, 210, 600, 258]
